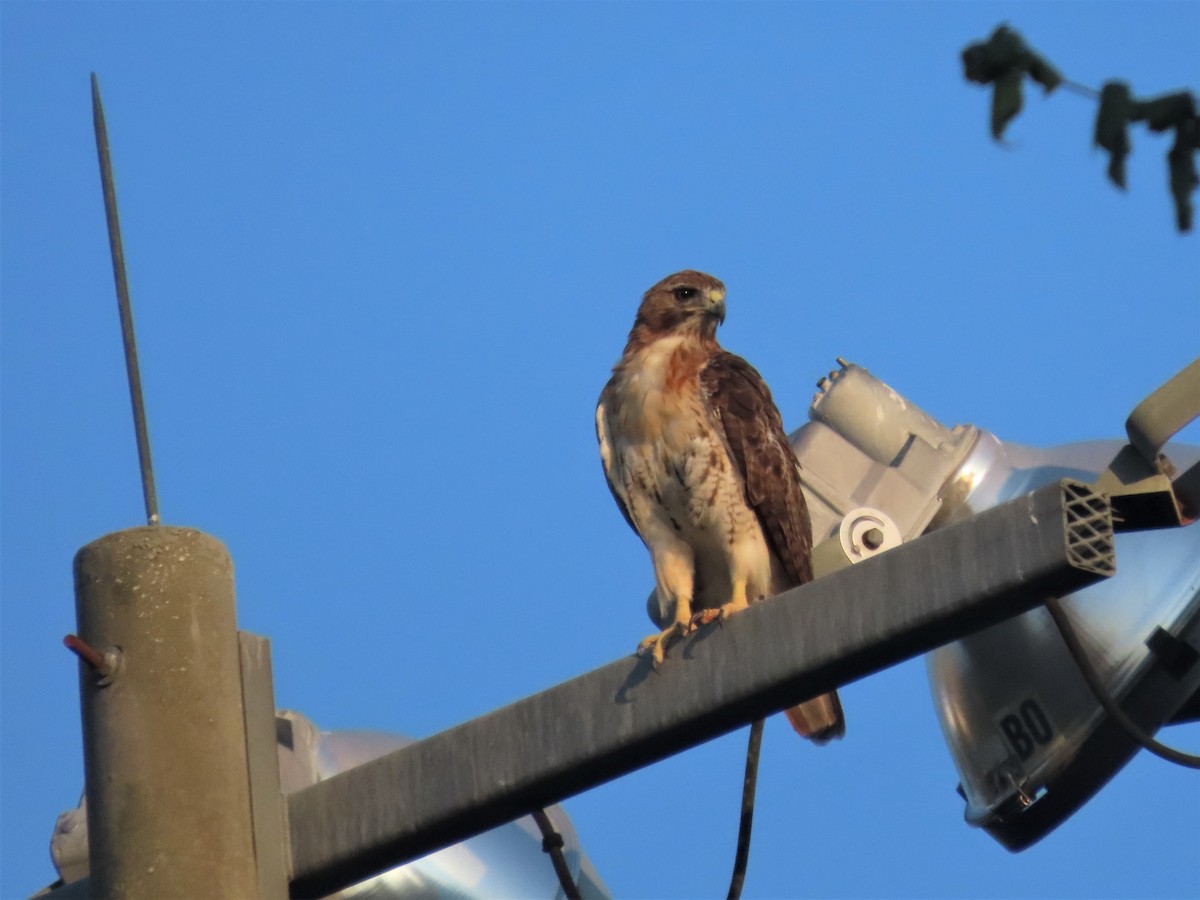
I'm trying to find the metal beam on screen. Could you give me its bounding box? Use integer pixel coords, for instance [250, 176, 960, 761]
[240, 633, 291, 899]
[287, 481, 1114, 898]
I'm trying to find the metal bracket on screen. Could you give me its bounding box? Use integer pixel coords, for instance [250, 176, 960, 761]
[812, 507, 903, 577]
[239, 633, 290, 899]
[1094, 357, 1200, 529]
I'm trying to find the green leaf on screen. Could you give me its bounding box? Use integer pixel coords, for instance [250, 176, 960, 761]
[1138, 91, 1197, 132]
[961, 41, 1000, 85]
[962, 25, 1062, 141]
[1027, 56, 1063, 94]
[961, 25, 1022, 85]
[961, 23, 1197, 234]
[1095, 81, 1135, 189]
[992, 71, 1025, 140]
[1167, 117, 1199, 232]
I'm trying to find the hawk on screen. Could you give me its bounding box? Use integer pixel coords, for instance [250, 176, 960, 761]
[596, 270, 844, 743]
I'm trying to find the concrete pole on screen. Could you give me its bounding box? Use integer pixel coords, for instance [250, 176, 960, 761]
[73, 526, 259, 899]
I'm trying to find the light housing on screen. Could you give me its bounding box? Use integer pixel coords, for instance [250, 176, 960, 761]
[788, 360, 1200, 849]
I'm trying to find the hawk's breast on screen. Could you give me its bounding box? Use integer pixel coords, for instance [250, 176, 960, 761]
[601, 337, 774, 606]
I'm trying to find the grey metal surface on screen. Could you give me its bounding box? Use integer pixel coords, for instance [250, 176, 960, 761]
[41, 713, 610, 900]
[791, 361, 1199, 847]
[73, 527, 258, 898]
[925, 438, 1200, 846]
[241, 634, 291, 898]
[1125, 356, 1200, 467]
[286, 481, 1112, 898]
[797, 360, 979, 544]
[977, 592, 1200, 849]
[30, 878, 89, 900]
[291, 719, 610, 900]
[47, 803, 88, 888]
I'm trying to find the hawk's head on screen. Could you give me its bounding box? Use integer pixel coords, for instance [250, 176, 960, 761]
[629, 270, 727, 343]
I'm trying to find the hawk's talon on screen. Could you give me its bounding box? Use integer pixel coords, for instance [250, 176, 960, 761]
[637, 622, 685, 669]
[686, 609, 720, 628]
[689, 597, 750, 632]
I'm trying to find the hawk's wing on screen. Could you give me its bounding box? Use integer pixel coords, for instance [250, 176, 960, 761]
[700, 351, 813, 586]
[595, 383, 638, 536]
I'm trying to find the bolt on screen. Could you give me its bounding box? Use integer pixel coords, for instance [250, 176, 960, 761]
[861, 527, 885, 551]
[64, 634, 122, 682]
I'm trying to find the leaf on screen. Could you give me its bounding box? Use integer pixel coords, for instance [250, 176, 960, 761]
[961, 41, 1001, 85]
[962, 25, 1062, 141]
[1027, 56, 1063, 94]
[961, 25, 1021, 84]
[1095, 81, 1135, 189]
[1167, 116, 1199, 232]
[992, 71, 1025, 140]
[1138, 91, 1197, 132]
[961, 23, 1197, 234]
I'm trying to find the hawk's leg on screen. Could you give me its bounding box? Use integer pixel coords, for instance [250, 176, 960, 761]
[689, 579, 750, 630]
[638, 546, 694, 668]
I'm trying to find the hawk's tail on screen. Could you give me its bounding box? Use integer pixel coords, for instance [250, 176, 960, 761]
[785, 690, 845, 745]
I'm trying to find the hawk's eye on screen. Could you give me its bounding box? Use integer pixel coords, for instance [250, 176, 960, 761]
[673, 287, 699, 302]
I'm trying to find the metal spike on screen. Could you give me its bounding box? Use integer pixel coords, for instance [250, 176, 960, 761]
[91, 73, 159, 525]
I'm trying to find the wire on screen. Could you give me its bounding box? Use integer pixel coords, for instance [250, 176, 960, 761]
[531, 808, 582, 900]
[726, 718, 765, 900]
[1044, 597, 1200, 770]
[1059, 77, 1100, 100]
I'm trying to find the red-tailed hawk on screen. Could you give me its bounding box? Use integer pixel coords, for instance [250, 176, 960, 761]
[596, 270, 844, 743]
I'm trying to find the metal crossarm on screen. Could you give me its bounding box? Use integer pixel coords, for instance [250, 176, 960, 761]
[286, 480, 1113, 898]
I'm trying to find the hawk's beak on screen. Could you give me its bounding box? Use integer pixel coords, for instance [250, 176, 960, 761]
[708, 290, 726, 325]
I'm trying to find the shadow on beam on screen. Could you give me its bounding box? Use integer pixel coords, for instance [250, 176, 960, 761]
[287, 480, 1114, 898]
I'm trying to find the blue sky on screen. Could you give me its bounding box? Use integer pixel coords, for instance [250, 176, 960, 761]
[3, 3, 1198, 898]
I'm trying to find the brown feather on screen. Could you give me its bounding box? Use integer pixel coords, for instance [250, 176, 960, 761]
[595, 381, 638, 536]
[700, 350, 842, 742]
[620, 270, 724, 355]
[699, 352, 813, 585]
[785, 691, 845, 744]
[598, 269, 843, 743]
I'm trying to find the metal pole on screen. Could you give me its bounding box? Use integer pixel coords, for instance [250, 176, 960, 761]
[73, 526, 259, 898]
